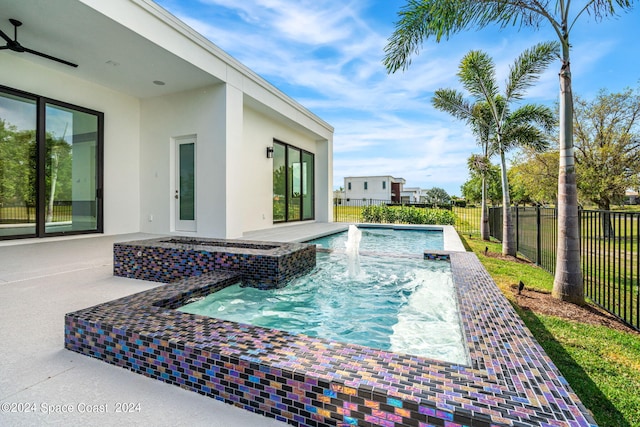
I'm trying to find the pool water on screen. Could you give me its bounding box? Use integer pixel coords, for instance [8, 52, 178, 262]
[179, 246, 468, 364]
[312, 227, 443, 254]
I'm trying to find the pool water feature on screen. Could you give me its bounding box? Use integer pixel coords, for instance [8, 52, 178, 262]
[344, 224, 362, 277]
[179, 252, 468, 364]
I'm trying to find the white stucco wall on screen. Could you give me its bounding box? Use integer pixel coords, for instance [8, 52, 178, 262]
[139, 86, 332, 238]
[139, 84, 228, 237]
[345, 176, 393, 202]
[0, 55, 141, 235]
[242, 106, 322, 233]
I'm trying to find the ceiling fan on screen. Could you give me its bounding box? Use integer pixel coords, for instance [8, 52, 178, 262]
[0, 18, 78, 68]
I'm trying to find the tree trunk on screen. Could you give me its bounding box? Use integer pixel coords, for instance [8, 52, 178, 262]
[481, 175, 490, 240]
[552, 55, 585, 305]
[46, 149, 59, 224]
[598, 200, 615, 239]
[499, 147, 516, 256]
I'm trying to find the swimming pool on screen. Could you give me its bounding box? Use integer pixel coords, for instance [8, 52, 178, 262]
[66, 225, 597, 427]
[311, 226, 444, 254]
[178, 251, 468, 364]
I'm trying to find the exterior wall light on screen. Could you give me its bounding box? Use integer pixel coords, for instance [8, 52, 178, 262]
[266, 146, 274, 158]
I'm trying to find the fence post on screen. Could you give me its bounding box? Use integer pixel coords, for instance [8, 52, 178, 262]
[515, 206, 519, 252]
[333, 198, 337, 222]
[536, 205, 541, 266]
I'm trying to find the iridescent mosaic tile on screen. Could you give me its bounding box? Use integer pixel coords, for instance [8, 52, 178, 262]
[113, 236, 316, 289]
[66, 241, 597, 427]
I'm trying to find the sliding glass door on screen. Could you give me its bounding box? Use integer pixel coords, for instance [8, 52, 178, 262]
[0, 86, 103, 239]
[272, 140, 314, 223]
[45, 103, 100, 234]
[0, 92, 37, 238]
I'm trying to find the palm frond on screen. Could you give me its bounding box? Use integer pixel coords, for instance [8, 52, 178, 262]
[383, 0, 433, 73]
[468, 153, 492, 174]
[470, 102, 497, 154]
[383, 0, 551, 74]
[573, 0, 636, 30]
[502, 124, 551, 152]
[458, 50, 499, 101]
[505, 41, 560, 100]
[431, 89, 475, 122]
[507, 104, 556, 131]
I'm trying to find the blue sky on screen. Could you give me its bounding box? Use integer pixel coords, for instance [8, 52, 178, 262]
[155, 0, 639, 196]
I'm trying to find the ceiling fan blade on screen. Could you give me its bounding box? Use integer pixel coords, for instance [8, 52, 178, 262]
[0, 27, 11, 44]
[0, 46, 9, 51]
[23, 47, 78, 68]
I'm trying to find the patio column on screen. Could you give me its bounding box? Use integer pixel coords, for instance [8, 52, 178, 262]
[222, 78, 244, 238]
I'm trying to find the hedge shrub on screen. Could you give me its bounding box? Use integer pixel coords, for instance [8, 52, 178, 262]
[360, 205, 456, 225]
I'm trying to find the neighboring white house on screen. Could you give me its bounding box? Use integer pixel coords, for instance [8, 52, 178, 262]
[0, 0, 333, 241]
[343, 176, 405, 204]
[625, 189, 639, 205]
[400, 187, 423, 204]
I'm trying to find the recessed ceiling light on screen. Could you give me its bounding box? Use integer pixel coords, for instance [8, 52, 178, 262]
[153, 80, 166, 86]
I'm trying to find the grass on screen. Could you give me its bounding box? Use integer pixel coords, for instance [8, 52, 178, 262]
[333, 205, 363, 223]
[463, 235, 640, 427]
[469, 238, 553, 293]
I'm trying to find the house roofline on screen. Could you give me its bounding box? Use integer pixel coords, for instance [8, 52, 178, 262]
[130, 0, 333, 135]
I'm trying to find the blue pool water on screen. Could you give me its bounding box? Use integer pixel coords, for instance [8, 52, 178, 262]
[312, 227, 443, 254]
[179, 228, 467, 364]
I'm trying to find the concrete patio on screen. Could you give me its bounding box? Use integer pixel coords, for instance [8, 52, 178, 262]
[0, 224, 345, 426]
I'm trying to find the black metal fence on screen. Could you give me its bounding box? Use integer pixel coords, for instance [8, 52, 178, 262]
[0, 202, 73, 223]
[332, 199, 484, 237]
[451, 206, 483, 237]
[333, 198, 387, 223]
[489, 206, 639, 331]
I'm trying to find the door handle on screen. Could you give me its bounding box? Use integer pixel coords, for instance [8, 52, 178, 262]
[175, 190, 179, 200]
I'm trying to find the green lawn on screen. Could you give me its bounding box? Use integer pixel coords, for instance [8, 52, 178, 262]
[452, 206, 482, 236]
[333, 204, 363, 222]
[463, 234, 640, 427]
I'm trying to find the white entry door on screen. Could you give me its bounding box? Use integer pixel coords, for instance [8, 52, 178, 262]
[175, 137, 196, 232]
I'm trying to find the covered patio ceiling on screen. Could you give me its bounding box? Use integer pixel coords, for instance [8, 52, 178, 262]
[0, 0, 222, 98]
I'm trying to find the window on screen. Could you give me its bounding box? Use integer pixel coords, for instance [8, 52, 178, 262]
[382, 181, 386, 190]
[0, 86, 103, 240]
[347, 182, 351, 190]
[272, 140, 314, 223]
[364, 181, 368, 190]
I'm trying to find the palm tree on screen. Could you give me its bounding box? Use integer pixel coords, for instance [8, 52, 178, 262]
[433, 43, 556, 256]
[384, 1, 635, 304]
[432, 94, 494, 240]
[467, 152, 492, 240]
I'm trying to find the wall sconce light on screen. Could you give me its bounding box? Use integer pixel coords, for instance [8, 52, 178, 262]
[266, 146, 274, 158]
